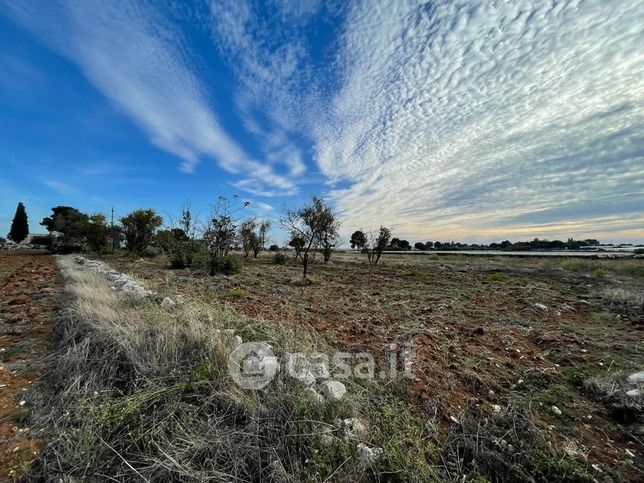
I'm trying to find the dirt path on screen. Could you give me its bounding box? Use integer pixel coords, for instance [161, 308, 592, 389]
[0, 251, 60, 480]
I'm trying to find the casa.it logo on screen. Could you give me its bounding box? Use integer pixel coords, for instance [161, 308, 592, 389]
[228, 342, 278, 390]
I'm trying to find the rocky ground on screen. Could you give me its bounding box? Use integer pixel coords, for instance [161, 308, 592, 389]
[104, 251, 644, 480]
[0, 251, 60, 480]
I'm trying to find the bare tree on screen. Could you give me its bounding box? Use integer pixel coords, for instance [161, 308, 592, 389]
[204, 196, 249, 274]
[281, 197, 339, 278]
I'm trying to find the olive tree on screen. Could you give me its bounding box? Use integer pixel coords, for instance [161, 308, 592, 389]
[239, 218, 272, 259]
[120, 209, 163, 254]
[365, 226, 391, 265]
[281, 196, 339, 278]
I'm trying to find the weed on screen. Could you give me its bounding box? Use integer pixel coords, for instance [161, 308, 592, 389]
[272, 251, 288, 265]
[489, 272, 511, 282]
[224, 287, 247, 298]
[407, 268, 425, 277]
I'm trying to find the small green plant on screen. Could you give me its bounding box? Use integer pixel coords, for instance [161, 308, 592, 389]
[593, 267, 606, 278]
[489, 272, 511, 282]
[224, 288, 247, 298]
[407, 269, 425, 277]
[272, 252, 288, 265]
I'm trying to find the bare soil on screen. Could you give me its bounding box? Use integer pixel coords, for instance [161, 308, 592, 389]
[0, 251, 60, 480]
[105, 251, 643, 479]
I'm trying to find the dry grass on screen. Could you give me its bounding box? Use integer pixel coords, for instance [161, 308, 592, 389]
[25, 256, 437, 481]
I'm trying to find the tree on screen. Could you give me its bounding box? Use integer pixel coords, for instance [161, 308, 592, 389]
[257, 219, 272, 256]
[425, 241, 434, 249]
[320, 216, 340, 263]
[414, 242, 426, 251]
[350, 230, 368, 250]
[203, 196, 249, 274]
[120, 209, 163, 254]
[239, 218, 259, 258]
[281, 196, 339, 278]
[41, 206, 88, 239]
[83, 213, 109, 253]
[8, 202, 29, 242]
[389, 238, 411, 250]
[365, 226, 391, 265]
[288, 235, 305, 260]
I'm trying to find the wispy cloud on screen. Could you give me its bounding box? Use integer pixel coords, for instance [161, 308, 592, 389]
[207, 0, 337, 179]
[43, 179, 78, 196]
[3, 0, 296, 193]
[315, 0, 644, 241]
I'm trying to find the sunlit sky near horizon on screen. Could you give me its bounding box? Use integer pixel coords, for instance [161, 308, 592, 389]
[1, 0, 643, 245]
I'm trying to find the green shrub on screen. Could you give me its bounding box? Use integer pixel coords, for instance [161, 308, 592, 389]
[30, 235, 52, 248]
[489, 272, 511, 282]
[224, 288, 247, 298]
[210, 254, 242, 275]
[407, 269, 425, 277]
[272, 252, 288, 265]
[169, 240, 200, 269]
[142, 246, 162, 258]
[592, 267, 606, 278]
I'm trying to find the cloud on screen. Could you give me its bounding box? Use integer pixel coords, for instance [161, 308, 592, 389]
[43, 180, 78, 196]
[314, 0, 644, 242]
[207, 0, 335, 178]
[3, 0, 295, 193]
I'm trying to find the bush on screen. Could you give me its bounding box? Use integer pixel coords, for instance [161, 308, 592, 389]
[269, 244, 279, 252]
[633, 248, 644, 255]
[593, 267, 606, 278]
[489, 272, 511, 282]
[57, 242, 83, 254]
[30, 235, 52, 248]
[407, 269, 425, 277]
[272, 252, 288, 265]
[142, 246, 162, 258]
[210, 254, 242, 275]
[169, 240, 200, 269]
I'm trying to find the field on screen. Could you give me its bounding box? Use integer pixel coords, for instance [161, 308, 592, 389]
[1, 249, 642, 481]
[102, 251, 643, 480]
[0, 252, 60, 479]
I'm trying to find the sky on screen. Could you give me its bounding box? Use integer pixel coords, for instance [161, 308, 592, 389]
[1, 0, 643, 245]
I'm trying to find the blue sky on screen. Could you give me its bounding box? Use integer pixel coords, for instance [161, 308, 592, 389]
[1, 0, 643, 245]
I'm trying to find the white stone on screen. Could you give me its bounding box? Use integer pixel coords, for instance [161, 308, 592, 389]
[625, 389, 641, 398]
[341, 418, 368, 441]
[533, 303, 548, 312]
[229, 335, 243, 348]
[626, 372, 644, 384]
[356, 443, 383, 468]
[160, 297, 176, 308]
[285, 353, 316, 386]
[304, 387, 325, 403]
[551, 405, 562, 416]
[322, 380, 346, 400]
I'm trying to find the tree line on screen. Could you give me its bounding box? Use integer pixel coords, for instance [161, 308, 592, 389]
[4, 200, 605, 279]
